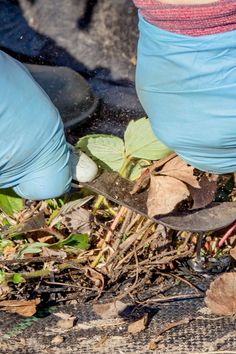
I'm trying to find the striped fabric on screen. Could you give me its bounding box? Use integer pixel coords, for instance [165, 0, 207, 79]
[132, 0, 236, 36]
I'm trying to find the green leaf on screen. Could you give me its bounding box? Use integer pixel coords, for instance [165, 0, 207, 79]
[77, 134, 111, 156]
[124, 118, 172, 160]
[129, 160, 150, 181]
[79, 135, 125, 171]
[52, 234, 89, 250]
[11, 273, 25, 284]
[18, 242, 49, 257]
[0, 270, 6, 284]
[0, 188, 24, 216]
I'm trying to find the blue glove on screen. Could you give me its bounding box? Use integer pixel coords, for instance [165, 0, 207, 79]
[0, 50, 71, 199]
[136, 15, 236, 174]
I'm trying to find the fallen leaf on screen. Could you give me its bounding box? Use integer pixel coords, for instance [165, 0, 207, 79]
[147, 175, 190, 217]
[0, 298, 40, 317]
[188, 174, 218, 209]
[93, 301, 128, 319]
[128, 313, 148, 334]
[205, 273, 236, 315]
[50, 196, 94, 227]
[158, 156, 200, 188]
[130, 152, 176, 195]
[61, 207, 92, 234]
[0, 286, 11, 300]
[230, 247, 236, 260]
[51, 335, 64, 345]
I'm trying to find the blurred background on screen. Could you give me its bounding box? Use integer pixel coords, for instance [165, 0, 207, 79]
[0, 0, 145, 136]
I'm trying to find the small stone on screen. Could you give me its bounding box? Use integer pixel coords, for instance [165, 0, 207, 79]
[57, 319, 75, 329]
[51, 335, 64, 345]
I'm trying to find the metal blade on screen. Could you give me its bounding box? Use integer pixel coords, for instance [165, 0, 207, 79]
[82, 171, 236, 232]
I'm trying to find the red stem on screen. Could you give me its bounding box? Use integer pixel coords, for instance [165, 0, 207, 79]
[218, 220, 236, 248]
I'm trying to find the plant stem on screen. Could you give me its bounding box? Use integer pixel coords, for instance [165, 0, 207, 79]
[102, 198, 117, 217]
[119, 156, 133, 178]
[93, 195, 105, 212]
[43, 227, 64, 241]
[91, 206, 127, 268]
[218, 220, 236, 248]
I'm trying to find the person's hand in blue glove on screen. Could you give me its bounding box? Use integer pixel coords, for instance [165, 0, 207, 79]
[133, 0, 236, 174]
[0, 50, 97, 200]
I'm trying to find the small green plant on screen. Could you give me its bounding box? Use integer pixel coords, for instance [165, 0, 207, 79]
[77, 117, 171, 179]
[0, 188, 24, 216]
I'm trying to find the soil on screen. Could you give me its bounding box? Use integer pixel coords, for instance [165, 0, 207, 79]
[0, 0, 145, 137]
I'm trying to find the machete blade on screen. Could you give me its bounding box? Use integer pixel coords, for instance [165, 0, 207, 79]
[82, 171, 236, 232]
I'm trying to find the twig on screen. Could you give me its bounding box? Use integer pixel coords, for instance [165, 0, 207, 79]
[91, 206, 127, 268]
[94, 335, 109, 348]
[119, 220, 153, 254]
[105, 210, 134, 266]
[44, 281, 94, 291]
[115, 245, 141, 301]
[153, 317, 192, 342]
[41, 226, 65, 240]
[157, 272, 203, 294]
[141, 294, 203, 304]
[218, 220, 236, 248]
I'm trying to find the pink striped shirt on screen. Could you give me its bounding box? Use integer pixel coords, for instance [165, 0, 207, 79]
[133, 0, 236, 36]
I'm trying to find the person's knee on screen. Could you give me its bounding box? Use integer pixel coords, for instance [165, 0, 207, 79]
[13, 165, 72, 200]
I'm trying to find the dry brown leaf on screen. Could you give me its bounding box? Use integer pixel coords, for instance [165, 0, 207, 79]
[205, 273, 236, 315]
[61, 207, 92, 234]
[93, 301, 128, 319]
[128, 313, 148, 334]
[158, 156, 200, 188]
[230, 246, 236, 260]
[0, 298, 40, 317]
[147, 175, 190, 217]
[0, 286, 11, 300]
[188, 174, 218, 210]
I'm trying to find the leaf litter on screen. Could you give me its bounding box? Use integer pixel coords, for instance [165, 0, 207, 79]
[0, 117, 235, 325]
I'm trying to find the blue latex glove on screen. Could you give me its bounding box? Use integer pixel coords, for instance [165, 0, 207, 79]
[136, 15, 236, 174]
[0, 50, 71, 199]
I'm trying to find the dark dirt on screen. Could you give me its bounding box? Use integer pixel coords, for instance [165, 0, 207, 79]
[0, 0, 144, 137]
